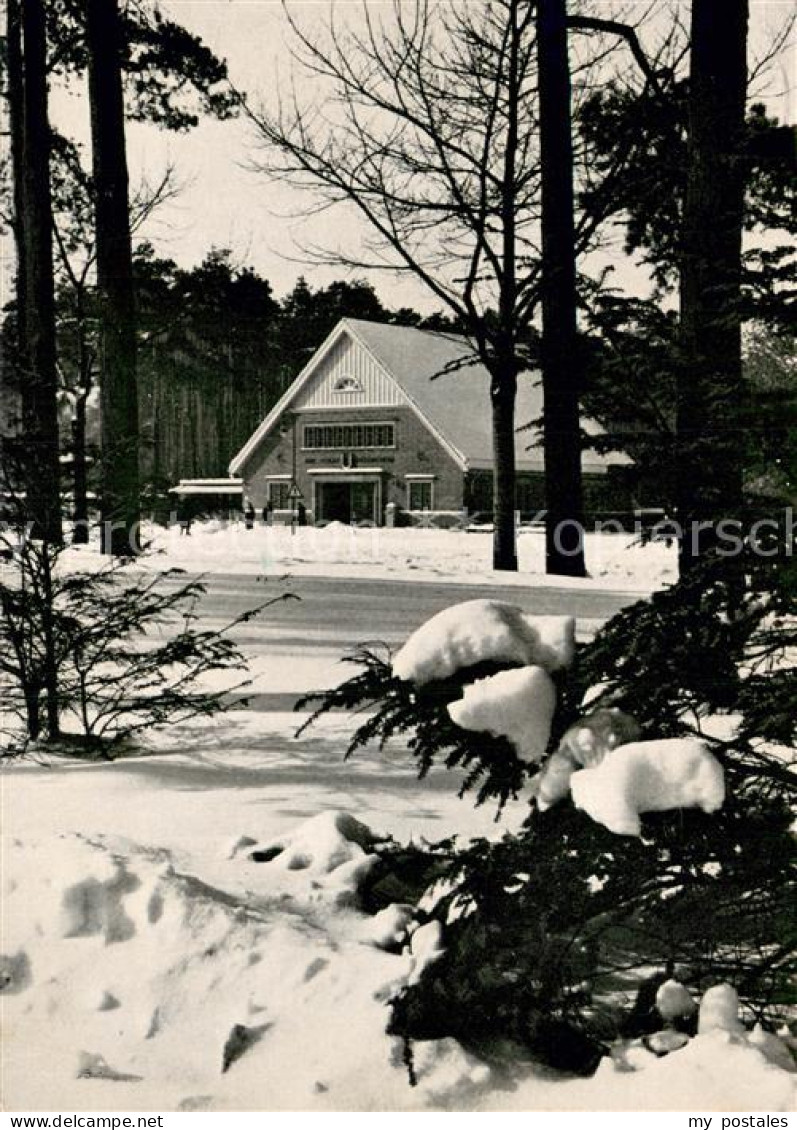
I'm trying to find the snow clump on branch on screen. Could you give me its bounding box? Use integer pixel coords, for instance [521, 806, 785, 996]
[447, 666, 557, 764]
[533, 707, 642, 809]
[570, 737, 725, 837]
[392, 599, 575, 685]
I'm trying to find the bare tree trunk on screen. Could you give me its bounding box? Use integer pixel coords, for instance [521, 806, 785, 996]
[17, 0, 62, 546]
[3, 0, 26, 450]
[71, 287, 92, 544]
[39, 545, 60, 737]
[85, 0, 141, 556]
[677, 0, 748, 575]
[491, 371, 519, 570]
[7, 0, 62, 739]
[491, 0, 522, 573]
[6, 0, 26, 350]
[537, 0, 586, 577]
[72, 391, 90, 543]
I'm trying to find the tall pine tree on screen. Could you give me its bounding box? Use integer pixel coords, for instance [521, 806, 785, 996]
[537, 0, 586, 577]
[85, 0, 140, 556]
[8, 0, 62, 545]
[677, 0, 749, 571]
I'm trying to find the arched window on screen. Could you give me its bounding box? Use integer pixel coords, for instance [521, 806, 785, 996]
[332, 374, 362, 392]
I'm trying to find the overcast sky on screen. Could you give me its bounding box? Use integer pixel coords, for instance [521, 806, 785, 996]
[43, 0, 797, 315]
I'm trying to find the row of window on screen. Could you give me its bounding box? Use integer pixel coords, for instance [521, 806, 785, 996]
[267, 478, 434, 511]
[302, 423, 395, 450]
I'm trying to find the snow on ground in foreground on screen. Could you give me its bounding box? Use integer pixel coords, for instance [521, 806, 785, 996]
[1, 713, 510, 1112]
[67, 521, 676, 592]
[3, 712, 795, 1112]
[2, 829, 794, 1112]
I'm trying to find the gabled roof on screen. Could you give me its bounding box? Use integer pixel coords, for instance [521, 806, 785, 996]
[229, 318, 627, 475]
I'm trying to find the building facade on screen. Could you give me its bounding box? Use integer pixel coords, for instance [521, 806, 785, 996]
[230, 319, 632, 526]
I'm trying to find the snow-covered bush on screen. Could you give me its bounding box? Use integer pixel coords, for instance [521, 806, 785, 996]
[298, 645, 540, 809]
[300, 556, 796, 1074]
[297, 604, 578, 810]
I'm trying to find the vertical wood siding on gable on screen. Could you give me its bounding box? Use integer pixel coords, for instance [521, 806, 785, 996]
[293, 335, 407, 411]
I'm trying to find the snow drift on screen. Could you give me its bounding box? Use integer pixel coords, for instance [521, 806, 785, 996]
[2, 819, 793, 1110]
[0, 830, 495, 1111]
[238, 811, 384, 906]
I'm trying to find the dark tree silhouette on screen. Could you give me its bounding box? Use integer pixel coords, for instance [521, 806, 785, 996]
[676, 0, 750, 571]
[5, 0, 26, 347]
[537, 0, 586, 576]
[9, 0, 62, 546]
[85, 0, 140, 556]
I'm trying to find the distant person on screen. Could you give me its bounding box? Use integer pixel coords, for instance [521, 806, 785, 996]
[244, 499, 256, 530]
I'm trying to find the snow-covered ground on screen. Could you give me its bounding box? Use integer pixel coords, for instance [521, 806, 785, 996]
[119, 520, 677, 592]
[3, 530, 794, 1112]
[3, 708, 795, 1112]
[0, 726, 786, 1110]
[0, 708, 518, 1112]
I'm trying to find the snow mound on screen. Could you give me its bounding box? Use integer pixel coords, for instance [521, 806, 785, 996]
[570, 738, 725, 836]
[447, 665, 556, 764]
[2, 835, 312, 1092]
[3, 820, 794, 1111]
[591, 1031, 797, 1111]
[245, 811, 382, 905]
[403, 1037, 491, 1100]
[2, 835, 173, 959]
[315, 520, 352, 537]
[392, 599, 575, 685]
[2, 833, 441, 1110]
[361, 904, 415, 950]
[246, 810, 378, 870]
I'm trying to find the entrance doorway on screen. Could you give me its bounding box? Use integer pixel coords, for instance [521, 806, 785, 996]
[316, 479, 378, 524]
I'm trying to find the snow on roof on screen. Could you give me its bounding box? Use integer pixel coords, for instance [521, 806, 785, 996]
[230, 318, 629, 475]
[171, 478, 243, 495]
[346, 319, 627, 473]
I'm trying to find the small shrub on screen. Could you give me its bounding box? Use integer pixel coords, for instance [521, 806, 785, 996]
[0, 528, 295, 755]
